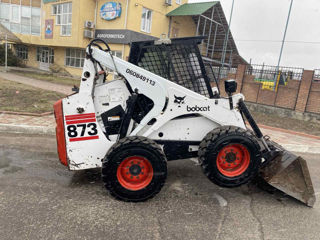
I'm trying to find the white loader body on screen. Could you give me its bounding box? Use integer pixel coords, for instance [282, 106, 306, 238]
[53, 38, 315, 206]
[55, 47, 245, 170]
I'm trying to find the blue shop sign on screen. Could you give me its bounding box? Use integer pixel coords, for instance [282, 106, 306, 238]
[100, 2, 122, 21]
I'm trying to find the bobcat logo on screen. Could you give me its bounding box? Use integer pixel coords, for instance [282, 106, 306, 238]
[174, 95, 186, 107]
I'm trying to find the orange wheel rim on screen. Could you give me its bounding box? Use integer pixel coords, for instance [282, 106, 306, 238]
[117, 156, 153, 191]
[216, 144, 250, 177]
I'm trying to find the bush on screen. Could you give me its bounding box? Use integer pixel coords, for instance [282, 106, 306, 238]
[0, 44, 21, 66]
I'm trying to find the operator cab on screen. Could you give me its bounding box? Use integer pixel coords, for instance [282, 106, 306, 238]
[128, 36, 218, 99]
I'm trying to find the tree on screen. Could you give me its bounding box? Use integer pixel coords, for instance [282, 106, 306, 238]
[0, 44, 21, 66]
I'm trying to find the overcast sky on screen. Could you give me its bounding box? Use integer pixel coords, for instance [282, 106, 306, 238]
[189, 0, 320, 69]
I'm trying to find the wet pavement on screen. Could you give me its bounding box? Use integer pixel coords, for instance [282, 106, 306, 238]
[0, 133, 319, 240]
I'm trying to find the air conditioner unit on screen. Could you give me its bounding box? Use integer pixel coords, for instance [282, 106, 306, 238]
[165, 0, 172, 6]
[84, 20, 95, 29]
[84, 30, 94, 39]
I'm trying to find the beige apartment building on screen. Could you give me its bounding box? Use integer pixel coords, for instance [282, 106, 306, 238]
[0, 0, 245, 76]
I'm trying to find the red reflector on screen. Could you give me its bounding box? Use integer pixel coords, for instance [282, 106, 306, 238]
[53, 100, 68, 167]
[65, 113, 96, 120]
[69, 136, 99, 142]
[66, 118, 96, 125]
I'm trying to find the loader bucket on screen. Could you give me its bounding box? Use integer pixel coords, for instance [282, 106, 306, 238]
[259, 150, 316, 207]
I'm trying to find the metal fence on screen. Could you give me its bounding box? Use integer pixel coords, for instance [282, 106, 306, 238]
[211, 66, 237, 80]
[245, 64, 304, 81]
[203, 63, 320, 85]
[314, 69, 320, 82]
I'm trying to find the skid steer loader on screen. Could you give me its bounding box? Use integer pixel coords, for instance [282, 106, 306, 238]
[53, 37, 315, 206]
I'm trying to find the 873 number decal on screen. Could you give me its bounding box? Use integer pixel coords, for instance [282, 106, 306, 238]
[65, 113, 100, 142]
[67, 123, 98, 141]
[67, 123, 98, 138]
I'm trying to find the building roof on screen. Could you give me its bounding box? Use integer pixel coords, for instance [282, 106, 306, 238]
[166, 2, 219, 17]
[167, 2, 246, 67]
[0, 23, 21, 43]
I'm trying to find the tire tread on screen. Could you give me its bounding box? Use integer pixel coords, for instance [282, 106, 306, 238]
[102, 136, 167, 202]
[198, 126, 261, 187]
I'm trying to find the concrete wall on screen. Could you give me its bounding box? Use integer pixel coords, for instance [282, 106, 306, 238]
[25, 46, 39, 69]
[246, 102, 320, 124]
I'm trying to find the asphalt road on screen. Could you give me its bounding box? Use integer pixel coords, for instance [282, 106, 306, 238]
[0, 133, 319, 240]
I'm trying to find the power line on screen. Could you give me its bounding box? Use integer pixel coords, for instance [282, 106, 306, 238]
[235, 39, 320, 44]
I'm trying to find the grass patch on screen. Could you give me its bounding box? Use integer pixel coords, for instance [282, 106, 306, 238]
[15, 71, 80, 87]
[0, 78, 65, 113]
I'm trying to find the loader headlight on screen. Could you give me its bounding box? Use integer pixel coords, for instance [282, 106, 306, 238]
[225, 79, 237, 95]
[225, 80, 237, 110]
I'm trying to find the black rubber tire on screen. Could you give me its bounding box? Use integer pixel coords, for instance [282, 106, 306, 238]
[102, 136, 167, 202]
[198, 126, 262, 188]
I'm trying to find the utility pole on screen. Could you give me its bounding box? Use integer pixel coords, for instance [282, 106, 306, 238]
[221, 0, 235, 67]
[5, 34, 8, 72]
[274, 0, 294, 89]
[220, 0, 235, 79]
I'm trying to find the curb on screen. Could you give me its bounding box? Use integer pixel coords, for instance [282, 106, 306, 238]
[258, 124, 320, 141]
[0, 111, 53, 117]
[281, 144, 320, 154]
[0, 124, 55, 136]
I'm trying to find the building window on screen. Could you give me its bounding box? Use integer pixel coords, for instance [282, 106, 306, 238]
[176, 0, 182, 4]
[21, 6, 31, 34]
[0, 2, 40, 35]
[31, 7, 41, 35]
[11, 5, 20, 23]
[16, 45, 28, 60]
[141, 8, 152, 33]
[37, 47, 54, 63]
[52, 2, 72, 36]
[10, 4, 20, 33]
[0, 3, 10, 21]
[65, 48, 85, 68]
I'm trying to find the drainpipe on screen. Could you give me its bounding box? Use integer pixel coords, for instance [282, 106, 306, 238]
[122, 0, 129, 60]
[94, 0, 98, 28]
[168, 16, 172, 38]
[124, 0, 129, 29]
[40, 0, 43, 41]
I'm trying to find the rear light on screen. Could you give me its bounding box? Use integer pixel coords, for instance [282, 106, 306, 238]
[53, 100, 68, 166]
